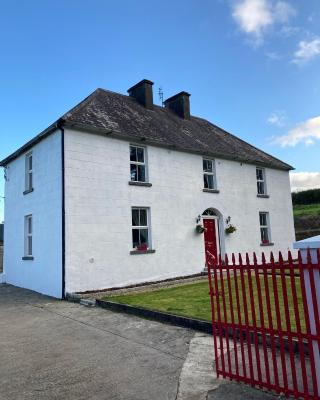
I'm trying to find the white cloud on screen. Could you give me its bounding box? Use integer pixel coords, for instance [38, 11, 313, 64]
[232, 0, 296, 44]
[293, 38, 320, 64]
[271, 116, 320, 147]
[267, 110, 287, 127]
[290, 172, 320, 192]
[232, 0, 272, 41]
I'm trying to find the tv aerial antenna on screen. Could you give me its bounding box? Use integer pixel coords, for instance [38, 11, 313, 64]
[158, 87, 164, 107]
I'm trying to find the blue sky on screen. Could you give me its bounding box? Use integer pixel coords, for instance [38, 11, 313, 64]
[1, 0, 320, 221]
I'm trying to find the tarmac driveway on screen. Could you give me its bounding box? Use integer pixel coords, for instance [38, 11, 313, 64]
[0, 284, 194, 400]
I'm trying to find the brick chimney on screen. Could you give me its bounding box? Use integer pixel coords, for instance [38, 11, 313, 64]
[164, 91, 191, 119]
[127, 79, 154, 109]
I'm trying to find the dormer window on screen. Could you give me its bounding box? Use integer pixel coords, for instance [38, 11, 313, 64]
[24, 152, 33, 194]
[130, 145, 147, 183]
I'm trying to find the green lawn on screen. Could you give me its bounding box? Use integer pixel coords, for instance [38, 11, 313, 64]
[293, 203, 320, 217]
[105, 276, 306, 332]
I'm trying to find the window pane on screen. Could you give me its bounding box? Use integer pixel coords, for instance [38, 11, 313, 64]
[137, 165, 146, 182]
[139, 209, 147, 226]
[28, 236, 32, 255]
[137, 147, 144, 163]
[204, 174, 214, 189]
[28, 172, 33, 190]
[260, 227, 269, 243]
[260, 213, 268, 226]
[256, 168, 263, 180]
[28, 155, 33, 170]
[132, 209, 139, 226]
[203, 159, 207, 171]
[28, 217, 32, 234]
[259, 213, 267, 226]
[203, 160, 213, 172]
[132, 229, 139, 248]
[204, 174, 208, 188]
[140, 229, 148, 246]
[130, 164, 137, 181]
[257, 181, 265, 195]
[130, 146, 137, 162]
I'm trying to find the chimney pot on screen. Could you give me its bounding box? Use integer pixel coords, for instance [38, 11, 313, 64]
[127, 79, 154, 109]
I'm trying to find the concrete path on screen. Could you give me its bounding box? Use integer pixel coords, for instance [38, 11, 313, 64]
[176, 333, 279, 400]
[0, 284, 193, 400]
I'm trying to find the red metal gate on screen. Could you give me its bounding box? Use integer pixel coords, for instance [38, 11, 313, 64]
[207, 250, 320, 399]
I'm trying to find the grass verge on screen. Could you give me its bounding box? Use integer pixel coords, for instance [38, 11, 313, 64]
[293, 203, 320, 217]
[104, 276, 306, 332]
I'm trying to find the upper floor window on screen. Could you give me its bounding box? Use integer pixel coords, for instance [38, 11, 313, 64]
[256, 167, 266, 195]
[132, 208, 150, 251]
[259, 212, 271, 245]
[203, 159, 216, 190]
[25, 152, 33, 192]
[130, 145, 147, 182]
[24, 214, 33, 257]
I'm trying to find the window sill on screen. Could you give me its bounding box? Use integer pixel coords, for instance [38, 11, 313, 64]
[202, 188, 219, 194]
[260, 242, 274, 247]
[23, 188, 34, 195]
[129, 181, 152, 187]
[257, 194, 269, 198]
[22, 256, 34, 260]
[130, 249, 156, 255]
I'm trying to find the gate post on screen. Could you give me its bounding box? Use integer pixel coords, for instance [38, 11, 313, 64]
[294, 235, 320, 396]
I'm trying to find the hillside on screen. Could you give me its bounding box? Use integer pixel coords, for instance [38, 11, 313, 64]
[292, 189, 320, 240]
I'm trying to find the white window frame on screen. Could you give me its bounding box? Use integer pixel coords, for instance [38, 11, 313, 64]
[259, 212, 271, 244]
[25, 152, 33, 192]
[256, 167, 267, 195]
[203, 158, 217, 190]
[131, 207, 151, 250]
[24, 215, 33, 257]
[130, 145, 147, 183]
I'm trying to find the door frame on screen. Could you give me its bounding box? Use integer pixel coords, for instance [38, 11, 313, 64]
[202, 216, 220, 259]
[201, 208, 225, 261]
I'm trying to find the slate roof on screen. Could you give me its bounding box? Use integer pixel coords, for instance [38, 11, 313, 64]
[0, 88, 293, 170]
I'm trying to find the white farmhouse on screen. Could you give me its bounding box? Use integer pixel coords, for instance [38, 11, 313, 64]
[0, 79, 295, 298]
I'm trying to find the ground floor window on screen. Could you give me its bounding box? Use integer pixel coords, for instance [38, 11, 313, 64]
[259, 212, 271, 244]
[24, 215, 33, 256]
[132, 208, 150, 250]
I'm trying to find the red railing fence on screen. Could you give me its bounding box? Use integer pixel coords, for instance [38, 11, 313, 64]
[207, 249, 320, 399]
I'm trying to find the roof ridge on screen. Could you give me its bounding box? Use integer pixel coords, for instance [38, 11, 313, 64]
[97, 87, 167, 112]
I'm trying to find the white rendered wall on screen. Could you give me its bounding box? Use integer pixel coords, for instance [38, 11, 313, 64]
[64, 129, 295, 293]
[3, 131, 62, 298]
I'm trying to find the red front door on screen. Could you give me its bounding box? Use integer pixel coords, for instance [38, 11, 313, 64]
[203, 218, 219, 266]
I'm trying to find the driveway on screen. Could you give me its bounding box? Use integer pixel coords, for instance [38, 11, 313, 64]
[0, 284, 281, 400]
[0, 284, 194, 400]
